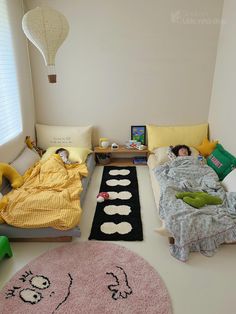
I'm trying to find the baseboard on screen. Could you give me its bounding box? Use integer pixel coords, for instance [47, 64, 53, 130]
[9, 236, 72, 242]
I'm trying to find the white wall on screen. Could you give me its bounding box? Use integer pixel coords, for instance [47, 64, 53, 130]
[0, 0, 35, 163]
[208, 0, 236, 156]
[24, 0, 223, 145]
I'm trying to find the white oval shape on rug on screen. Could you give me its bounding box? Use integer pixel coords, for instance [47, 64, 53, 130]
[108, 191, 132, 200]
[106, 179, 131, 186]
[0, 242, 172, 314]
[109, 169, 130, 176]
[100, 222, 132, 235]
[104, 205, 131, 216]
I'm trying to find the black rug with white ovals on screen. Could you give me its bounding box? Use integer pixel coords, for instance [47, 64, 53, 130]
[89, 166, 143, 241]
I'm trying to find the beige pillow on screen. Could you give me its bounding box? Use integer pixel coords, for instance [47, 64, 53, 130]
[153, 146, 199, 165]
[36, 124, 92, 150]
[10, 147, 40, 175]
[147, 123, 208, 152]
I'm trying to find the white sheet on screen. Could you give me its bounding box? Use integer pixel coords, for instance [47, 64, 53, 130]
[147, 154, 172, 237]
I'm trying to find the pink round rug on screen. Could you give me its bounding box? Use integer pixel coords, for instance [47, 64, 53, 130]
[0, 242, 172, 314]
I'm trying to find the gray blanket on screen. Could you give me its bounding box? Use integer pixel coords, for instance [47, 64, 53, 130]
[153, 156, 236, 261]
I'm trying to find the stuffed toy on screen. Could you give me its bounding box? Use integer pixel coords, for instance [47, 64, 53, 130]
[25, 136, 44, 157]
[0, 163, 23, 189]
[176, 191, 223, 209]
[197, 138, 218, 157]
[97, 192, 110, 202]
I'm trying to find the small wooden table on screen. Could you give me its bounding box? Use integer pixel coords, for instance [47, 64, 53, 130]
[94, 145, 149, 166]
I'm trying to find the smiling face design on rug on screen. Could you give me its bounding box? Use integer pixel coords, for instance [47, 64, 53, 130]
[1, 243, 172, 314]
[4, 269, 73, 313]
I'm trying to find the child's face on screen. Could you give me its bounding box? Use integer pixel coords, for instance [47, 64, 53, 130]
[58, 150, 69, 159]
[178, 148, 189, 156]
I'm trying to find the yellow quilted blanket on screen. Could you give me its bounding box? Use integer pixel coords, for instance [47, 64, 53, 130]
[0, 155, 88, 230]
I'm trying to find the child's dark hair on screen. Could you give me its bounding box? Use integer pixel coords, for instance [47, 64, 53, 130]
[55, 148, 67, 154]
[171, 145, 191, 157]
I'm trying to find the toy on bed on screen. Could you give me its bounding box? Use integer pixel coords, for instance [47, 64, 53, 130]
[25, 136, 44, 157]
[197, 138, 218, 157]
[0, 163, 23, 189]
[176, 191, 223, 209]
[0, 163, 23, 211]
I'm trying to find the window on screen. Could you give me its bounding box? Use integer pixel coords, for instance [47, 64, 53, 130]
[0, 0, 22, 145]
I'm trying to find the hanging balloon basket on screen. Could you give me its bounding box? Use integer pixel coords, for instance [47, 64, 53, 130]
[47, 65, 57, 83]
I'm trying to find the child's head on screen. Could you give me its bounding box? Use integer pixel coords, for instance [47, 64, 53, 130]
[55, 148, 69, 159]
[171, 145, 191, 157]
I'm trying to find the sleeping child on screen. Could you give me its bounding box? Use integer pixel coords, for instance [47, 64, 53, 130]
[55, 148, 78, 164]
[171, 145, 191, 157]
[167, 144, 204, 164]
[167, 145, 192, 161]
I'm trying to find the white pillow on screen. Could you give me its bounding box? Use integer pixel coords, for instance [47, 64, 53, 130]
[221, 169, 236, 192]
[153, 146, 199, 165]
[10, 147, 40, 175]
[36, 124, 92, 150]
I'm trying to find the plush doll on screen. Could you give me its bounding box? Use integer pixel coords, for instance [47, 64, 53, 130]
[176, 191, 223, 209]
[0, 162, 24, 189]
[197, 138, 218, 157]
[0, 163, 24, 212]
[0, 163, 23, 189]
[25, 136, 44, 157]
[97, 192, 110, 203]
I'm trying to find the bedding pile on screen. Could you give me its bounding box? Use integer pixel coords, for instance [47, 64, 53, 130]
[0, 155, 88, 230]
[153, 156, 236, 261]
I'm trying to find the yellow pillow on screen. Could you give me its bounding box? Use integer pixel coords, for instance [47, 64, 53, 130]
[41, 147, 92, 164]
[147, 123, 208, 152]
[197, 138, 218, 157]
[0, 163, 23, 189]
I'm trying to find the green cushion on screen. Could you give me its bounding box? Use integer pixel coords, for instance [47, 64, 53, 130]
[207, 144, 236, 181]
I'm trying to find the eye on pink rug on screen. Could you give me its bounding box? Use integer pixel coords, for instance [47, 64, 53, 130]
[0, 242, 172, 314]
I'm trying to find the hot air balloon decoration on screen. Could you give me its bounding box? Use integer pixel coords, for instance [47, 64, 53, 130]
[22, 6, 69, 83]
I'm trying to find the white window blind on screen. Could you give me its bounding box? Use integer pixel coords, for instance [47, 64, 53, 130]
[0, 0, 22, 145]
